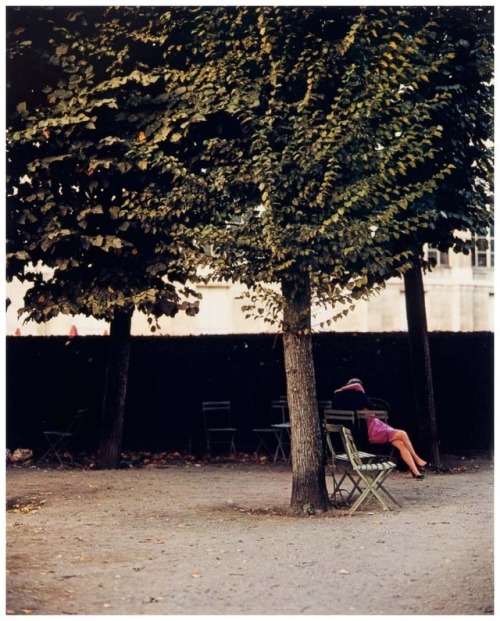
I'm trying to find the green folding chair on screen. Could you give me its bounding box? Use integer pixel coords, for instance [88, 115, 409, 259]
[340, 426, 402, 515]
[324, 422, 376, 507]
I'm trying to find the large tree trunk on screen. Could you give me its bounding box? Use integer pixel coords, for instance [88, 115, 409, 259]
[282, 275, 329, 514]
[403, 262, 441, 469]
[98, 309, 132, 469]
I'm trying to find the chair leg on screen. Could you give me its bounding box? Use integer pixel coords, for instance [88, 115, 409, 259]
[206, 431, 237, 458]
[254, 435, 266, 455]
[329, 464, 364, 505]
[348, 470, 394, 515]
[273, 429, 290, 463]
[330, 469, 352, 505]
[38, 435, 67, 466]
[378, 478, 403, 508]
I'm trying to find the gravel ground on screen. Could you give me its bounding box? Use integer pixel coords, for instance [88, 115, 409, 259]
[6, 456, 494, 615]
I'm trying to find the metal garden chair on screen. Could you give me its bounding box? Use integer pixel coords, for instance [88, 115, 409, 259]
[323, 421, 377, 507]
[38, 408, 89, 466]
[202, 401, 237, 457]
[340, 426, 401, 515]
[253, 398, 289, 462]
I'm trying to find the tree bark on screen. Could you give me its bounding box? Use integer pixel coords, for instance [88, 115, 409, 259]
[98, 309, 132, 469]
[282, 275, 329, 514]
[403, 262, 442, 469]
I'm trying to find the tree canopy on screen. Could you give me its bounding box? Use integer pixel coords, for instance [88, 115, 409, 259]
[149, 6, 476, 326]
[7, 6, 492, 327]
[377, 6, 494, 270]
[6, 7, 207, 327]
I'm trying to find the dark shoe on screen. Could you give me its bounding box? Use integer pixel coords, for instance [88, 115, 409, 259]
[412, 472, 425, 480]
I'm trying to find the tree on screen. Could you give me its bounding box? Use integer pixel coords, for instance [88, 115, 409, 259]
[6, 7, 206, 467]
[163, 7, 462, 512]
[379, 7, 493, 468]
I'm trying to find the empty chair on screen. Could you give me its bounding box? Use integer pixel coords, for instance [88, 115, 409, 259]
[253, 399, 290, 462]
[202, 401, 237, 457]
[340, 426, 401, 515]
[38, 408, 89, 466]
[322, 408, 357, 469]
[323, 421, 377, 507]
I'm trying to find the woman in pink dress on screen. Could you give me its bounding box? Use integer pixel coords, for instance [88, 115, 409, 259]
[332, 378, 427, 479]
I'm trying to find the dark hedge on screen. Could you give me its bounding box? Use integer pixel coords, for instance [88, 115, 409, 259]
[6, 332, 493, 458]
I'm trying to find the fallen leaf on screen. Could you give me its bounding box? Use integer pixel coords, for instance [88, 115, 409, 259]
[191, 572, 202, 578]
[338, 569, 350, 575]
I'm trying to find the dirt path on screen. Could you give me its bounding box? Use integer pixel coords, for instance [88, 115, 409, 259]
[6, 457, 494, 615]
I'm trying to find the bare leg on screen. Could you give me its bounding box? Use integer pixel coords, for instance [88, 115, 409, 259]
[392, 430, 426, 465]
[391, 430, 427, 476]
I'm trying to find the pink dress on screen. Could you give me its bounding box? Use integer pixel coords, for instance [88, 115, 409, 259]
[366, 415, 397, 444]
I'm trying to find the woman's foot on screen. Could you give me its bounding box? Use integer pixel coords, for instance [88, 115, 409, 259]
[412, 472, 425, 480]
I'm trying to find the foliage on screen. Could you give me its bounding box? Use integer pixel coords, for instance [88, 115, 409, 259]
[381, 6, 494, 268]
[421, 7, 493, 255]
[7, 7, 492, 328]
[159, 6, 469, 328]
[6, 7, 207, 326]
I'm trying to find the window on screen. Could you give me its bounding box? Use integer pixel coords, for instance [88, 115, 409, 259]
[472, 226, 494, 268]
[426, 246, 449, 267]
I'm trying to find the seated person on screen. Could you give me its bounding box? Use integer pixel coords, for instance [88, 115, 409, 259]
[332, 378, 427, 479]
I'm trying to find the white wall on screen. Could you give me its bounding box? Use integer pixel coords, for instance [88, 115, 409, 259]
[6, 254, 494, 336]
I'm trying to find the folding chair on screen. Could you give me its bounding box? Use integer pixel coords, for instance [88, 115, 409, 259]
[38, 408, 89, 465]
[323, 408, 357, 426]
[323, 408, 385, 457]
[340, 426, 402, 515]
[202, 401, 237, 457]
[253, 398, 290, 462]
[323, 422, 376, 507]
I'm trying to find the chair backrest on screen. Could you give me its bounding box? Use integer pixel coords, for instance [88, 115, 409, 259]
[67, 408, 89, 434]
[323, 409, 356, 424]
[323, 422, 345, 460]
[367, 397, 391, 411]
[270, 399, 288, 425]
[202, 401, 232, 429]
[340, 426, 364, 469]
[357, 409, 389, 423]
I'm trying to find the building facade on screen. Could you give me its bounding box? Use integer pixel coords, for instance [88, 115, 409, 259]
[6, 239, 494, 337]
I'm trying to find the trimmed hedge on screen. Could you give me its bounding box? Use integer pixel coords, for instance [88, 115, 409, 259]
[6, 332, 493, 457]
